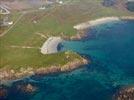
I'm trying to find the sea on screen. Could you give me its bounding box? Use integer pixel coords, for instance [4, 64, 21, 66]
[1, 20, 134, 100]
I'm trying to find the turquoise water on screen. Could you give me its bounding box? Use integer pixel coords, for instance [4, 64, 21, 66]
[1, 20, 134, 100]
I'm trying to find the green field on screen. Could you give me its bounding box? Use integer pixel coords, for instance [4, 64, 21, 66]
[0, 0, 134, 71]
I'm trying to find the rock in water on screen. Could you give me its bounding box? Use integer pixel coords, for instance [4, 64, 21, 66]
[113, 86, 134, 100]
[0, 86, 8, 100]
[17, 83, 37, 93]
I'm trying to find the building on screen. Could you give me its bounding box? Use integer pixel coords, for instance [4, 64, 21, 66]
[0, 5, 13, 27]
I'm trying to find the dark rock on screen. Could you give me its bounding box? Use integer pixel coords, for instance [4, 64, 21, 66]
[113, 85, 134, 100]
[16, 83, 37, 93]
[126, 1, 134, 12]
[0, 86, 8, 100]
[102, 0, 116, 7]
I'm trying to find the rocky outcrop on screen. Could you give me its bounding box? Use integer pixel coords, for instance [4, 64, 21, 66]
[17, 83, 37, 93]
[113, 85, 134, 100]
[35, 58, 88, 75]
[121, 16, 134, 20]
[0, 67, 34, 83]
[0, 58, 88, 84]
[70, 30, 88, 40]
[0, 86, 8, 99]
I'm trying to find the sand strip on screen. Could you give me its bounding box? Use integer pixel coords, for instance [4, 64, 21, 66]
[10, 45, 39, 49]
[41, 37, 63, 54]
[73, 17, 120, 30]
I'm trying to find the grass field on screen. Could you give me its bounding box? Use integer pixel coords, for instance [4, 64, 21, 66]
[0, 0, 134, 71]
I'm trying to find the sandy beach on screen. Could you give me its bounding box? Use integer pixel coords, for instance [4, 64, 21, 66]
[74, 16, 134, 30]
[73, 17, 120, 30]
[41, 37, 63, 54]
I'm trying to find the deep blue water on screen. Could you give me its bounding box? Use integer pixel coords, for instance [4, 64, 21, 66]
[1, 20, 134, 100]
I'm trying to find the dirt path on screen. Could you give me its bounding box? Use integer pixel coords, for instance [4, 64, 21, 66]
[0, 13, 24, 37]
[0, 9, 39, 37]
[9, 45, 40, 49]
[35, 33, 47, 39]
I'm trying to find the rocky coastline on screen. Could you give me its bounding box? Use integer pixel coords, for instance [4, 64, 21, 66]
[121, 16, 134, 20]
[0, 58, 88, 84]
[1, 59, 91, 99]
[1, 16, 133, 85]
[113, 85, 134, 100]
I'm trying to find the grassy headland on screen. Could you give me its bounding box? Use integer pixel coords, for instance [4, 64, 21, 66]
[0, 0, 134, 81]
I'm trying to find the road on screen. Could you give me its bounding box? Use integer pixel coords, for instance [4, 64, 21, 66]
[0, 13, 24, 37]
[0, 9, 39, 37]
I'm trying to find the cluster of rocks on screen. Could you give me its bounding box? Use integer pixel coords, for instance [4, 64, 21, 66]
[16, 83, 37, 93]
[61, 58, 88, 72]
[36, 58, 88, 75]
[114, 86, 134, 100]
[0, 67, 34, 83]
[0, 83, 37, 99]
[0, 86, 8, 100]
[0, 57, 88, 98]
[0, 57, 88, 83]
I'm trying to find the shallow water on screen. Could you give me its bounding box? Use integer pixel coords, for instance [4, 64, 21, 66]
[2, 20, 134, 100]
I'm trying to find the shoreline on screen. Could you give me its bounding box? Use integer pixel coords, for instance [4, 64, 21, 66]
[70, 16, 134, 40]
[0, 57, 88, 84]
[121, 16, 134, 20]
[73, 17, 120, 30]
[1, 16, 134, 84]
[0, 36, 89, 84]
[73, 16, 134, 30]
